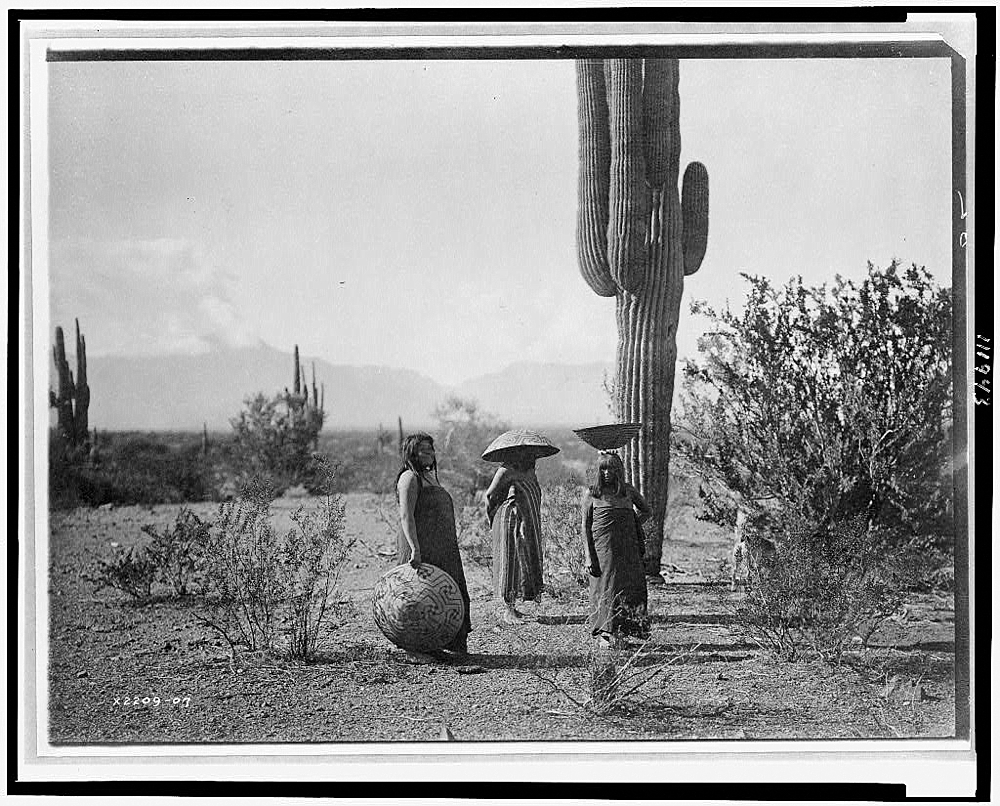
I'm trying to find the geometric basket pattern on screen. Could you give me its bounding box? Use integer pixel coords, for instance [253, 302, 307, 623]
[371, 562, 465, 652]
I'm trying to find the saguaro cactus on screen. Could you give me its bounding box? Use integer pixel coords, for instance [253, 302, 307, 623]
[576, 58, 710, 579]
[293, 345, 302, 396]
[49, 319, 91, 454]
[286, 345, 325, 451]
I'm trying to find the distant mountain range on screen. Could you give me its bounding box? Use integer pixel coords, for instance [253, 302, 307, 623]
[60, 343, 614, 431]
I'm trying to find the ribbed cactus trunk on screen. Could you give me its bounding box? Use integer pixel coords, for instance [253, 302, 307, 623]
[51, 326, 75, 443]
[576, 58, 709, 578]
[73, 319, 90, 449]
[289, 346, 325, 451]
[293, 345, 302, 397]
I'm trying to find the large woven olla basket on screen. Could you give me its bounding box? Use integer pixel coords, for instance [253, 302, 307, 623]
[371, 563, 465, 652]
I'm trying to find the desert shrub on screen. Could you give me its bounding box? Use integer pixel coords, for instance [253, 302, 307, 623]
[587, 640, 656, 712]
[85, 544, 158, 602]
[197, 469, 352, 661]
[49, 432, 222, 508]
[536, 458, 587, 489]
[680, 262, 952, 548]
[279, 488, 352, 660]
[679, 262, 952, 657]
[84, 507, 214, 601]
[140, 507, 213, 596]
[229, 392, 325, 496]
[318, 450, 399, 496]
[898, 536, 954, 593]
[456, 502, 492, 570]
[199, 477, 284, 654]
[311, 429, 401, 494]
[541, 481, 588, 596]
[432, 396, 509, 500]
[730, 511, 907, 661]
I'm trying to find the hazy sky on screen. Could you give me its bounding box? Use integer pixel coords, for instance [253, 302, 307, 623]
[46, 55, 953, 386]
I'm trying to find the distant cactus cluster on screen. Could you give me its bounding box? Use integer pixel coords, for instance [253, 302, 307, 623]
[284, 344, 325, 451]
[49, 319, 91, 456]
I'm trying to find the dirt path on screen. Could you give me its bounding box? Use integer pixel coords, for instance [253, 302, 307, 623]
[45, 493, 957, 743]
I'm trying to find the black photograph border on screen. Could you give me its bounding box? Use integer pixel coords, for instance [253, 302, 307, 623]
[13, 9, 990, 799]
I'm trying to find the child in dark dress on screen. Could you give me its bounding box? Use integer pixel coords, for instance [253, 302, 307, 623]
[581, 451, 651, 646]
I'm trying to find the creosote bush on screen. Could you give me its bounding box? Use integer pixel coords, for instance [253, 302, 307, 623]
[86, 545, 159, 603]
[680, 262, 952, 660]
[280, 486, 352, 660]
[456, 503, 492, 570]
[197, 466, 353, 661]
[230, 391, 325, 496]
[540, 481, 589, 596]
[141, 507, 213, 596]
[86, 506, 213, 602]
[433, 396, 509, 499]
[728, 511, 906, 662]
[50, 434, 222, 509]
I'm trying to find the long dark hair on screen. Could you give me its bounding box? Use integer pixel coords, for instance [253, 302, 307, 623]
[589, 451, 627, 498]
[502, 447, 537, 473]
[395, 431, 438, 495]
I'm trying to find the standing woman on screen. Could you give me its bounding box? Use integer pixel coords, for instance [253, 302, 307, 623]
[482, 430, 559, 625]
[582, 451, 652, 646]
[396, 432, 472, 663]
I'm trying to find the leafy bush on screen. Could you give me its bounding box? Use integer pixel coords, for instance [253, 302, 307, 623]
[197, 470, 352, 661]
[85, 507, 213, 602]
[432, 396, 509, 499]
[102, 438, 219, 503]
[680, 262, 952, 549]
[140, 507, 213, 596]
[199, 477, 284, 654]
[85, 544, 158, 602]
[679, 262, 952, 657]
[316, 449, 399, 496]
[49, 432, 223, 508]
[729, 511, 906, 661]
[279, 489, 352, 660]
[540, 482, 588, 596]
[230, 392, 325, 495]
[456, 502, 492, 570]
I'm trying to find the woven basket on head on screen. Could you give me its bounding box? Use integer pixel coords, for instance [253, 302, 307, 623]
[481, 429, 560, 463]
[572, 423, 642, 451]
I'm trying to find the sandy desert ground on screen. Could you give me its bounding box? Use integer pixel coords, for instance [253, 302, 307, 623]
[45, 492, 956, 744]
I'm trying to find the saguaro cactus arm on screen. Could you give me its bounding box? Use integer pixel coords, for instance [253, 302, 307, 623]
[74, 319, 90, 446]
[575, 60, 617, 298]
[681, 161, 710, 276]
[293, 345, 302, 396]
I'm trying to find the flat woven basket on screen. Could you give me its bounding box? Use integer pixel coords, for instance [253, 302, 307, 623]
[572, 423, 642, 451]
[481, 429, 560, 462]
